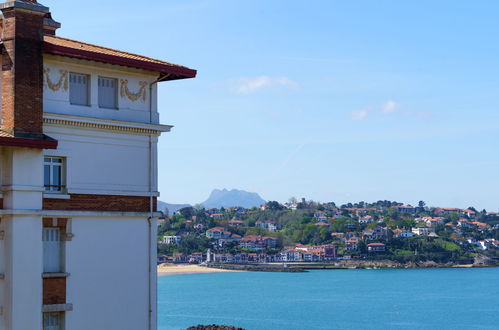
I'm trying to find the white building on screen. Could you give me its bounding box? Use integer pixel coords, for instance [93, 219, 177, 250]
[412, 227, 435, 236]
[255, 220, 278, 231]
[0, 1, 195, 329]
[163, 236, 182, 244]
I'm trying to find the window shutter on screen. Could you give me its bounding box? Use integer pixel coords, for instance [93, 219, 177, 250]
[43, 313, 62, 330]
[98, 77, 117, 109]
[43, 228, 61, 273]
[69, 73, 89, 106]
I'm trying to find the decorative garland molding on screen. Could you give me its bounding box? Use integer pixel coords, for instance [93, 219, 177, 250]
[120, 79, 148, 102]
[44, 68, 68, 92]
[43, 113, 172, 135]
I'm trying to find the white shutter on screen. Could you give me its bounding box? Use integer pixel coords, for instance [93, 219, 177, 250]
[69, 73, 89, 105]
[98, 77, 117, 108]
[43, 313, 62, 330]
[43, 228, 61, 273]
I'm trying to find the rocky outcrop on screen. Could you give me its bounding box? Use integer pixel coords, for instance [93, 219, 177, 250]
[473, 254, 497, 266]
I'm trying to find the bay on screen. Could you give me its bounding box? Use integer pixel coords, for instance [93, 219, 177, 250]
[158, 268, 499, 330]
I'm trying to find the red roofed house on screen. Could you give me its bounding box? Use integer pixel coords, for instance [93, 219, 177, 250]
[345, 238, 359, 251]
[393, 229, 415, 238]
[206, 227, 231, 239]
[394, 205, 416, 214]
[228, 220, 245, 227]
[368, 243, 386, 252]
[239, 235, 278, 250]
[0, 1, 195, 329]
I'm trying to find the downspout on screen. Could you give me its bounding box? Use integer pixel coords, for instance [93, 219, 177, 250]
[147, 74, 165, 330]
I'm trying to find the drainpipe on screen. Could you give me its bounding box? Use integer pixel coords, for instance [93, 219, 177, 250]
[147, 74, 166, 330]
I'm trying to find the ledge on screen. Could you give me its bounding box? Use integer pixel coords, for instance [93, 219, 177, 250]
[44, 112, 172, 135]
[43, 193, 71, 200]
[42, 272, 70, 279]
[2, 185, 44, 193]
[0, 209, 162, 217]
[42, 303, 73, 313]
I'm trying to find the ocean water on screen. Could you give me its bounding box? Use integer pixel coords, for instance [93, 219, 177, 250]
[158, 268, 499, 330]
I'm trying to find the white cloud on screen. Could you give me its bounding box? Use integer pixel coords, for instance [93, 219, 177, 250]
[350, 101, 428, 121]
[406, 110, 430, 118]
[229, 76, 299, 94]
[349, 109, 369, 121]
[381, 100, 400, 114]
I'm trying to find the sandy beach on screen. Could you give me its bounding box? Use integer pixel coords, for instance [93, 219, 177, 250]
[157, 263, 245, 275]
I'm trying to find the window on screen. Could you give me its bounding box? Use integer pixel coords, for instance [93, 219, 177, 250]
[44, 157, 65, 193]
[43, 312, 64, 330]
[43, 227, 64, 273]
[98, 76, 117, 109]
[69, 73, 89, 106]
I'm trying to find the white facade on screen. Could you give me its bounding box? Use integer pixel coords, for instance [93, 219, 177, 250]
[0, 1, 195, 329]
[0, 61, 165, 329]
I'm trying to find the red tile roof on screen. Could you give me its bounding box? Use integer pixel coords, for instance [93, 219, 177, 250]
[207, 227, 225, 232]
[43, 35, 196, 80]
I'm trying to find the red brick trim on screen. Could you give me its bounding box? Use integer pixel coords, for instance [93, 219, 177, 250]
[43, 194, 157, 212]
[43, 217, 68, 228]
[43, 277, 66, 305]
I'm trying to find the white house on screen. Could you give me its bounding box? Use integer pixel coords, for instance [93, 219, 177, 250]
[412, 227, 435, 236]
[163, 236, 182, 244]
[0, 1, 195, 329]
[255, 220, 279, 231]
[358, 215, 374, 224]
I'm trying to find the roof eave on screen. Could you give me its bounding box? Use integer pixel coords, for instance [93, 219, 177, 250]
[0, 136, 58, 149]
[43, 42, 197, 81]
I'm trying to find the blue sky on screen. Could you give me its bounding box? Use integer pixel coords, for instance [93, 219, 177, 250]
[45, 0, 499, 210]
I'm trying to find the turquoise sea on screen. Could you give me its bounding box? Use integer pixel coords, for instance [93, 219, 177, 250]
[158, 268, 499, 330]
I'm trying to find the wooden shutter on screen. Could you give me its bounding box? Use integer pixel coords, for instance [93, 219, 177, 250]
[69, 73, 89, 105]
[98, 77, 117, 108]
[43, 228, 61, 273]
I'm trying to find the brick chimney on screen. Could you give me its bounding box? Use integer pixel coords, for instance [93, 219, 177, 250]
[0, 0, 50, 138]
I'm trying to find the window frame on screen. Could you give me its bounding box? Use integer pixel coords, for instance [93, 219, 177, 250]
[68, 72, 90, 106]
[44, 157, 66, 194]
[98, 76, 118, 109]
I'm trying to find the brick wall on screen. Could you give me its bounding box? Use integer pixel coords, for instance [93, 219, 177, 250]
[43, 277, 66, 305]
[43, 194, 157, 212]
[1, 8, 45, 135]
[43, 217, 68, 228]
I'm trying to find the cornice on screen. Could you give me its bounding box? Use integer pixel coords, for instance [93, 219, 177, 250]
[43, 113, 172, 135]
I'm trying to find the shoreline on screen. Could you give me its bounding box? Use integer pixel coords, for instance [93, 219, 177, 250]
[157, 263, 246, 275]
[158, 260, 499, 275]
[197, 260, 499, 273]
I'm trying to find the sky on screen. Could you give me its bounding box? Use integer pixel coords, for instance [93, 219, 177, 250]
[43, 0, 499, 210]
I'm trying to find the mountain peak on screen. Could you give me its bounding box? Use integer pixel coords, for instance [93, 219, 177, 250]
[202, 188, 266, 209]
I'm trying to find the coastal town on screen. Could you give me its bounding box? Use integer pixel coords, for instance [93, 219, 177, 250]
[157, 199, 499, 266]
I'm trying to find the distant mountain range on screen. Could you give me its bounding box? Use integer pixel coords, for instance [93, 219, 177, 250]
[158, 188, 266, 214]
[201, 188, 266, 209]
